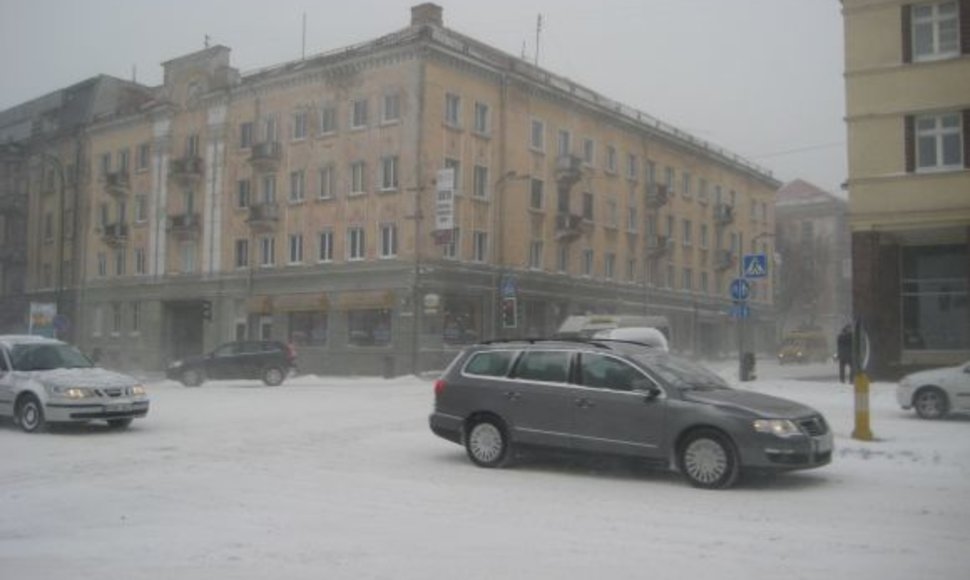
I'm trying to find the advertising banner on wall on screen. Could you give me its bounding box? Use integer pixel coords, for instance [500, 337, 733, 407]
[28, 302, 57, 338]
[434, 168, 455, 235]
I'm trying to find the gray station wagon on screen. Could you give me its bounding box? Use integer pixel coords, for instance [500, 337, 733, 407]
[429, 339, 832, 489]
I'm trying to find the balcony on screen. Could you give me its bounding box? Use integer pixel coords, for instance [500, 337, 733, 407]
[169, 156, 205, 188]
[555, 212, 585, 242]
[645, 183, 669, 208]
[249, 141, 282, 173]
[247, 202, 280, 232]
[714, 249, 735, 271]
[167, 212, 201, 240]
[646, 234, 674, 257]
[104, 171, 131, 198]
[713, 203, 734, 226]
[101, 222, 129, 247]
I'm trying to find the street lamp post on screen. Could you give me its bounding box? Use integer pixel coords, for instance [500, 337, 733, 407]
[738, 231, 774, 380]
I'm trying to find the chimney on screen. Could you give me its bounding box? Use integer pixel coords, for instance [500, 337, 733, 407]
[411, 3, 443, 27]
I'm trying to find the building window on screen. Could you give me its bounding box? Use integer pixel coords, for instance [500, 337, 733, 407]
[682, 172, 692, 198]
[112, 303, 122, 334]
[240, 122, 253, 148]
[115, 249, 126, 276]
[288, 234, 303, 264]
[472, 231, 487, 262]
[180, 242, 196, 274]
[319, 165, 335, 199]
[666, 263, 675, 288]
[583, 138, 595, 165]
[606, 199, 618, 228]
[292, 111, 308, 140]
[557, 130, 571, 157]
[43, 212, 53, 242]
[135, 194, 147, 222]
[380, 156, 399, 191]
[698, 178, 709, 204]
[135, 248, 146, 275]
[528, 240, 543, 270]
[261, 174, 276, 203]
[627, 258, 636, 282]
[700, 223, 709, 249]
[320, 105, 337, 134]
[915, 112, 963, 171]
[443, 228, 460, 259]
[558, 245, 570, 273]
[318, 229, 334, 262]
[530, 178, 544, 210]
[645, 160, 656, 185]
[347, 309, 391, 347]
[911, 1, 960, 62]
[445, 92, 461, 127]
[264, 117, 279, 142]
[473, 102, 490, 134]
[186, 134, 199, 158]
[530, 119, 545, 151]
[131, 302, 140, 334]
[627, 154, 638, 180]
[901, 244, 968, 350]
[260, 236, 276, 267]
[347, 226, 365, 260]
[665, 166, 676, 194]
[582, 249, 594, 277]
[606, 145, 617, 173]
[683, 268, 693, 291]
[235, 239, 248, 269]
[605, 253, 615, 280]
[289, 170, 305, 202]
[237, 179, 251, 208]
[351, 161, 366, 194]
[380, 223, 397, 258]
[683, 219, 693, 247]
[382, 93, 400, 123]
[473, 165, 488, 198]
[100, 153, 111, 177]
[701, 271, 709, 294]
[582, 192, 594, 221]
[627, 205, 638, 233]
[558, 189, 570, 213]
[97, 252, 107, 277]
[351, 99, 368, 129]
[289, 311, 328, 346]
[118, 149, 130, 173]
[137, 143, 150, 170]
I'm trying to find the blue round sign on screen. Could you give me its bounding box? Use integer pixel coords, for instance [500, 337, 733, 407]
[730, 278, 751, 301]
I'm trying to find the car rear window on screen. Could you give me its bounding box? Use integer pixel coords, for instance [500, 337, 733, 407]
[511, 350, 571, 383]
[464, 350, 517, 377]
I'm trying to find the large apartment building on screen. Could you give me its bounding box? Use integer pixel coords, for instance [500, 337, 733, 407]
[843, 0, 970, 378]
[16, 4, 779, 374]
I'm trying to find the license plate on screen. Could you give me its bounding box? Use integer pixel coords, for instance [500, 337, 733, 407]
[813, 436, 832, 454]
[106, 404, 131, 413]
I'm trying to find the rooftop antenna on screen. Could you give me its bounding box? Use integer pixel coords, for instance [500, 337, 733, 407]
[521, 40, 526, 60]
[204, 34, 210, 49]
[301, 13, 307, 60]
[131, 64, 137, 83]
[534, 14, 542, 66]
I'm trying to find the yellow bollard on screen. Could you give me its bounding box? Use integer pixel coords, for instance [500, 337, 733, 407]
[852, 372, 874, 441]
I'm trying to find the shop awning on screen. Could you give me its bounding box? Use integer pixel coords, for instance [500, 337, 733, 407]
[275, 293, 330, 312]
[336, 290, 395, 310]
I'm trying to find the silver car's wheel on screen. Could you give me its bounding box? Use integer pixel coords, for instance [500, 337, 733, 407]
[181, 369, 204, 387]
[914, 387, 948, 420]
[679, 430, 739, 489]
[262, 367, 285, 386]
[17, 395, 45, 433]
[465, 419, 508, 468]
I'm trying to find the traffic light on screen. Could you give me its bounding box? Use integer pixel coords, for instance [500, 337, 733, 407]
[501, 297, 517, 329]
[201, 300, 212, 321]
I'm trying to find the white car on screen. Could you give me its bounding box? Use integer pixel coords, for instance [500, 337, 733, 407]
[0, 335, 150, 432]
[896, 361, 970, 420]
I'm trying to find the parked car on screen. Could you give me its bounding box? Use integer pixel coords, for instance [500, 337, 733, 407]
[429, 339, 832, 489]
[0, 335, 150, 433]
[777, 329, 830, 364]
[166, 340, 297, 387]
[896, 361, 970, 420]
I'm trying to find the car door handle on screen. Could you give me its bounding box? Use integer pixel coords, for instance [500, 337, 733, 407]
[504, 391, 521, 401]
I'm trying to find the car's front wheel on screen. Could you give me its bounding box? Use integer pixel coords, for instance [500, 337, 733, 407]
[262, 366, 285, 386]
[16, 394, 46, 433]
[181, 369, 204, 387]
[465, 417, 509, 468]
[678, 429, 739, 489]
[913, 386, 948, 420]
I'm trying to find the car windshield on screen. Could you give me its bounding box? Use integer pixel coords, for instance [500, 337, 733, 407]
[632, 353, 730, 392]
[9, 343, 94, 371]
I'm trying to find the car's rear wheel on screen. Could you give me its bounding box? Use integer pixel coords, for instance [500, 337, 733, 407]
[262, 366, 285, 386]
[107, 418, 133, 429]
[913, 387, 948, 420]
[465, 417, 509, 468]
[678, 429, 739, 489]
[181, 369, 204, 387]
[16, 394, 45, 433]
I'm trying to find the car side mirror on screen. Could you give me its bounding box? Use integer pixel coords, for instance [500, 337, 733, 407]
[633, 379, 661, 401]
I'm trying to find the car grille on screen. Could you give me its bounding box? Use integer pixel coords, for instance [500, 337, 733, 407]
[798, 416, 828, 436]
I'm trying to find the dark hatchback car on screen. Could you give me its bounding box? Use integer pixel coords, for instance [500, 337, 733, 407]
[166, 341, 297, 387]
[430, 339, 832, 489]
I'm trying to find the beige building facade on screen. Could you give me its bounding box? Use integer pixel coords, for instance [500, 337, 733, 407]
[26, 4, 779, 374]
[843, 0, 970, 377]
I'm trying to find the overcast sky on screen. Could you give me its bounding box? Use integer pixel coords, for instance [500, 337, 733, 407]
[0, 0, 846, 194]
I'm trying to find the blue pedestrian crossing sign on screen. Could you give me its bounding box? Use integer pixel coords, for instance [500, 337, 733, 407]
[743, 254, 769, 279]
[730, 278, 751, 301]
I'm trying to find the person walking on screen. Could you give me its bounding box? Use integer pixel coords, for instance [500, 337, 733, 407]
[837, 325, 853, 384]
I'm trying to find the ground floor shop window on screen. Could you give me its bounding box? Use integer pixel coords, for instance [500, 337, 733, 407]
[289, 311, 328, 346]
[348, 309, 391, 346]
[443, 297, 482, 344]
[901, 244, 968, 351]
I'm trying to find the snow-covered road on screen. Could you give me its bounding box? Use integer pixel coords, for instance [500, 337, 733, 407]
[1, 362, 968, 579]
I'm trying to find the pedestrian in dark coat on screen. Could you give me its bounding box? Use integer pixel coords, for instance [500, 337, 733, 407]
[837, 325, 853, 384]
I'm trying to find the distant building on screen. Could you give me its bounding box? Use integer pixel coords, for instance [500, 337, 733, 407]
[843, 0, 970, 377]
[8, 4, 780, 373]
[774, 179, 851, 342]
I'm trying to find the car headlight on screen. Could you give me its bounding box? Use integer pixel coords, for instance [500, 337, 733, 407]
[796, 351, 803, 358]
[130, 385, 146, 396]
[753, 419, 801, 437]
[46, 385, 97, 399]
[167, 360, 183, 369]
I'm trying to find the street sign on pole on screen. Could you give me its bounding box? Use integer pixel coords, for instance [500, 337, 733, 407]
[729, 278, 751, 301]
[742, 253, 769, 279]
[729, 302, 750, 320]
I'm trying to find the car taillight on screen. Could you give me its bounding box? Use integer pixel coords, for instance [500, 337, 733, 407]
[434, 379, 446, 396]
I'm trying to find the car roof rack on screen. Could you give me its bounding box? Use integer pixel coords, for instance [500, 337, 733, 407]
[480, 337, 656, 351]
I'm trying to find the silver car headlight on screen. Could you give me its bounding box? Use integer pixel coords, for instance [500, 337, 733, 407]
[129, 385, 147, 396]
[167, 360, 183, 369]
[753, 419, 801, 438]
[46, 385, 97, 399]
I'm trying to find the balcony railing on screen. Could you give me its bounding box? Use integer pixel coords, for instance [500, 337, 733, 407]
[169, 156, 205, 186]
[645, 183, 669, 208]
[249, 142, 282, 173]
[167, 212, 201, 240]
[714, 249, 735, 271]
[104, 171, 131, 198]
[713, 203, 734, 226]
[101, 222, 129, 247]
[555, 212, 585, 242]
[646, 234, 674, 256]
[247, 202, 280, 231]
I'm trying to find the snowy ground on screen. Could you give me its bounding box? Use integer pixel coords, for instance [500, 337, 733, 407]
[1, 360, 969, 579]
